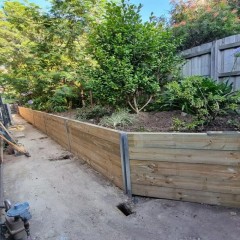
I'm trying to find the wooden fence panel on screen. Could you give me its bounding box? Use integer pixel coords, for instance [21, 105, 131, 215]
[67, 120, 123, 189]
[182, 34, 240, 90]
[128, 132, 240, 207]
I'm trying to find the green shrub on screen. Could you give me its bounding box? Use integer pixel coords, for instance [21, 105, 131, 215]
[172, 117, 204, 132]
[228, 119, 240, 130]
[76, 105, 111, 121]
[87, 0, 182, 113]
[161, 76, 240, 123]
[100, 109, 135, 128]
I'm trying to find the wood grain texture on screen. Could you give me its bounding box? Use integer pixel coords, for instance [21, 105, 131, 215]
[130, 160, 240, 194]
[129, 147, 240, 165]
[43, 114, 70, 150]
[32, 111, 47, 133]
[182, 34, 240, 90]
[19, 107, 34, 124]
[132, 184, 240, 208]
[128, 132, 240, 151]
[128, 131, 240, 207]
[67, 119, 123, 189]
[18, 107, 123, 189]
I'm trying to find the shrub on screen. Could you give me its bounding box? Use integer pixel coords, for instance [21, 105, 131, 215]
[172, 117, 204, 132]
[161, 76, 240, 123]
[87, 0, 182, 113]
[76, 105, 111, 121]
[100, 109, 135, 128]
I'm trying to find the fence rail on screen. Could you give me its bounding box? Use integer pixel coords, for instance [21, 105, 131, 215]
[19, 107, 240, 208]
[182, 34, 240, 90]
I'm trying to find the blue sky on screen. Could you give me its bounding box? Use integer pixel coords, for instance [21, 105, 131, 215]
[0, 0, 171, 21]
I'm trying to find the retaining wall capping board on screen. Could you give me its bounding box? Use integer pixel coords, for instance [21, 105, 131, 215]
[19, 107, 240, 208]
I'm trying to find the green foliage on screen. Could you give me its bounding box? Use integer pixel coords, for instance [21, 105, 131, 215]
[76, 105, 111, 121]
[170, 0, 240, 49]
[162, 76, 240, 123]
[87, 0, 182, 113]
[172, 117, 204, 131]
[100, 109, 135, 128]
[0, 0, 106, 110]
[228, 119, 240, 130]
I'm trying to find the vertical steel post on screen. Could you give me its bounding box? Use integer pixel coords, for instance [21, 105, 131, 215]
[120, 132, 132, 197]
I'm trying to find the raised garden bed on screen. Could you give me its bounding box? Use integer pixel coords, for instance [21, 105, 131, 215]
[19, 107, 240, 208]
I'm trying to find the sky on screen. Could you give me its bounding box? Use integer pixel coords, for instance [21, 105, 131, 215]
[0, 0, 171, 21]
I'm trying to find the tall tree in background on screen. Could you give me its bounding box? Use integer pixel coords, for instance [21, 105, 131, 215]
[0, 0, 106, 111]
[170, 0, 240, 50]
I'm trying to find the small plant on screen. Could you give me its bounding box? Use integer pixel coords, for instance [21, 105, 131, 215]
[172, 117, 204, 132]
[227, 119, 240, 130]
[161, 76, 240, 124]
[76, 105, 111, 121]
[100, 109, 135, 128]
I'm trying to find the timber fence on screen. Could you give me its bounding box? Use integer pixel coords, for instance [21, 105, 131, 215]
[182, 34, 240, 91]
[19, 107, 240, 208]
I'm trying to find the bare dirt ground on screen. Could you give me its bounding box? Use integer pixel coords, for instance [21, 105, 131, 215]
[55, 109, 240, 132]
[2, 115, 240, 240]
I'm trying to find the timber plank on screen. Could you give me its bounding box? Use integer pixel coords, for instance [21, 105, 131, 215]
[130, 160, 240, 180]
[132, 184, 240, 208]
[67, 119, 120, 144]
[68, 128, 120, 156]
[129, 148, 240, 165]
[128, 133, 240, 151]
[70, 136, 121, 167]
[131, 169, 240, 194]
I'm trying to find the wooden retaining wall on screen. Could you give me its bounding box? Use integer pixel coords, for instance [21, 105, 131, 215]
[128, 132, 240, 208]
[19, 107, 240, 207]
[18, 107, 123, 189]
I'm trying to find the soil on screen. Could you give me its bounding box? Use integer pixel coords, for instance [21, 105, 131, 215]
[55, 109, 240, 132]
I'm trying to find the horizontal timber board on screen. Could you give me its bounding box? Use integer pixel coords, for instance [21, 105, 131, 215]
[181, 48, 211, 59]
[129, 148, 240, 165]
[218, 71, 240, 78]
[67, 119, 120, 144]
[69, 135, 121, 167]
[128, 132, 240, 151]
[130, 160, 240, 179]
[132, 184, 240, 208]
[71, 143, 122, 188]
[33, 112, 47, 133]
[68, 127, 120, 156]
[130, 163, 240, 194]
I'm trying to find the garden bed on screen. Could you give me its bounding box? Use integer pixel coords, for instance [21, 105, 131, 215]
[19, 107, 240, 208]
[55, 109, 240, 132]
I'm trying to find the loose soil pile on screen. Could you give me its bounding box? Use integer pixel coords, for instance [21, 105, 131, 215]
[55, 109, 240, 132]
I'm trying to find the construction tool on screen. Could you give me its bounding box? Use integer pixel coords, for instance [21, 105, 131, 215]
[0, 115, 30, 157]
[1, 199, 32, 240]
[0, 134, 30, 157]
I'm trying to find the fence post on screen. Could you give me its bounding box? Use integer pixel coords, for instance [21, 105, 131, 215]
[120, 132, 132, 197]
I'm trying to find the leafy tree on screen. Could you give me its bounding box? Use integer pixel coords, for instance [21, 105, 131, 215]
[0, 0, 107, 111]
[170, 0, 240, 49]
[87, 0, 182, 113]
